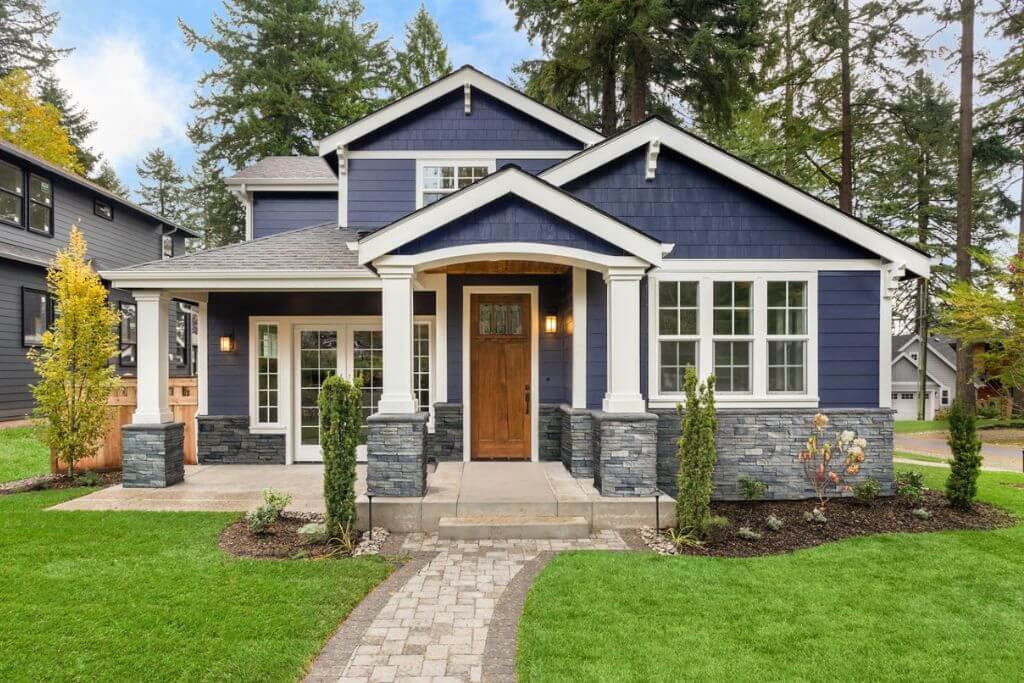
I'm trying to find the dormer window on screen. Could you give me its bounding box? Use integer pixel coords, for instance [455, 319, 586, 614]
[417, 161, 493, 208]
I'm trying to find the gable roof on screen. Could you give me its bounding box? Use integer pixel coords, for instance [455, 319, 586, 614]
[892, 334, 957, 371]
[357, 166, 670, 266]
[317, 65, 604, 156]
[540, 118, 932, 278]
[0, 140, 198, 237]
[225, 156, 335, 184]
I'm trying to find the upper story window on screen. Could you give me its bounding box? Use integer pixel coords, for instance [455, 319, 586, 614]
[94, 198, 113, 221]
[27, 174, 53, 236]
[418, 161, 493, 208]
[0, 159, 24, 226]
[161, 233, 174, 259]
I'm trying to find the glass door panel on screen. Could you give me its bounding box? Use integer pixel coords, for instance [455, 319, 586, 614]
[293, 327, 341, 462]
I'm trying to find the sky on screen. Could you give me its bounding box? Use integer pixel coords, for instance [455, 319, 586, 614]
[46, 0, 1015, 206]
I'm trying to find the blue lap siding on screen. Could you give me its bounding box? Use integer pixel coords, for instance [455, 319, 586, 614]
[818, 271, 880, 408]
[252, 192, 337, 239]
[348, 159, 416, 231]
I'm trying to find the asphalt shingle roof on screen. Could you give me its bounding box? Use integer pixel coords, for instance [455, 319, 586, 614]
[227, 156, 335, 181]
[892, 333, 958, 367]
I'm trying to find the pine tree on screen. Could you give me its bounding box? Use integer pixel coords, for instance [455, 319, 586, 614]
[0, 0, 68, 77]
[179, 0, 392, 170]
[393, 4, 452, 98]
[186, 153, 245, 249]
[136, 148, 187, 224]
[38, 76, 99, 175]
[945, 399, 982, 510]
[91, 160, 128, 197]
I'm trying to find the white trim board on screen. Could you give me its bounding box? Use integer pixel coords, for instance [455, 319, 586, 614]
[374, 243, 649, 273]
[317, 66, 603, 155]
[540, 118, 931, 278]
[349, 150, 575, 160]
[461, 285, 540, 463]
[102, 270, 380, 291]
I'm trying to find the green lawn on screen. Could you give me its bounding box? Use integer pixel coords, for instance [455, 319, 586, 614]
[0, 488, 391, 681]
[518, 467, 1024, 681]
[0, 426, 50, 482]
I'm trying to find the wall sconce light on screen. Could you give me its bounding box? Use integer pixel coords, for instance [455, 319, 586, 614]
[219, 333, 235, 352]
[565, 316, 574, 334]
[544, 314, 558, 334]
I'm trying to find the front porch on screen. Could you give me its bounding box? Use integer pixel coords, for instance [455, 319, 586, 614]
[52, 461, 676, 531]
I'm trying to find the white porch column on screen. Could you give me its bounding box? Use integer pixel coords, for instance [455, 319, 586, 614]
[571, 267, 588, 409]
[133, 290, 172, 424]
[377, 265, 417, 414]
[196, 298, 208, 416]
[602, 266, 646, 413]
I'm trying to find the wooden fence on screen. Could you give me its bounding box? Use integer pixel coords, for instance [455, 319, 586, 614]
[51, 377, 198, 473]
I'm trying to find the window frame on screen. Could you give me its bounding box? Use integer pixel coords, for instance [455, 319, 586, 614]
[0, 158, 25, 228]
[766, 280, 809, 395]
[118, 301, 137, 367]
[254, 322, 281, 427]
[655, 280, 700, 395]
[94, 198, 114, 221]
[648, 271, 819, 407]
[413, 320, 433, 414]
[173, 302, 193, 369]
[711, 280, 754, 394]
[415, 159, 496, 209]
[21, 286, 53, 347]
[26, 172, 54, 237]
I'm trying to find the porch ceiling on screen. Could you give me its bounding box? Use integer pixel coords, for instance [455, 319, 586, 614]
[424, 260, 569, 275]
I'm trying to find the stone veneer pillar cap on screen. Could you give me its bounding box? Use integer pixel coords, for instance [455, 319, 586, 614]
[122, 421, 185, 431]
[367, 412, 430, 423]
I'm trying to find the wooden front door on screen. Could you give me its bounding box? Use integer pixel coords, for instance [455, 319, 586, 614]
[470, 293, 531, 460]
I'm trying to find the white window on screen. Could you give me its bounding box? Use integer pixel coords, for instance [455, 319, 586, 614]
[417, 161, 494, 207]
[352, 329, 383, 420]
[414, 323, 431, 411]
[256, 324, 279, 425]
[657, 281, 699, 393]
[712, 281, 752, 393]
[766, 281, 807, 393]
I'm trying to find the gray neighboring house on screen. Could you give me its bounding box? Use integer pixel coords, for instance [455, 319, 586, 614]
[0, 141, 199, 422]
[890, 334, 957, 420]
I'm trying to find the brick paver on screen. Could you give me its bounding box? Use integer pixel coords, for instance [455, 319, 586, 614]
[309, 532, 626, 682]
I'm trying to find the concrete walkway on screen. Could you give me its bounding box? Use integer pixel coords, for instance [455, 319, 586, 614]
[305, 532, 627, 683]
[896, 434, 1024, 473]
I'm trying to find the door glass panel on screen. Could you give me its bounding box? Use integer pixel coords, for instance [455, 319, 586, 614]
[479, 303, 491, 334]
[508, 304, 522, 335]
[494, 304, 506, 334]
[353, 330, 383, 421]
[299, 330, 338, 445]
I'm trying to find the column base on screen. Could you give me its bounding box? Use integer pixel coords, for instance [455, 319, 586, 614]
[367, 412, 429, 497]
[601, 394, 647, 413]
[122, 422, 185, 488]
[559, 405, 594, 478]
[591, 411, 658, 497]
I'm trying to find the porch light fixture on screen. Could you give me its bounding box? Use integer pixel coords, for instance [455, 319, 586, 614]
[544, 314, 558, 334]
[219, 333, 236, 353]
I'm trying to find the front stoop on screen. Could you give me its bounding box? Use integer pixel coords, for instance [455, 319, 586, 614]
[438, 515, 590, 540]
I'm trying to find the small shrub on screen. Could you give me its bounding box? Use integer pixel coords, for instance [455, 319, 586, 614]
[737, 526, 762, 540]
[946, 400, 982, 510]
[246, 505, 276, 535]
[297, 522, 327, 545]
[701, 515, 731, 543]
[737, 476, 767, 501]
[765, 514, 784, 531]
[262, 488, 292, 514]
[803, 507, 827, 523]
[976, 398, 1002, 419]
[912, 507, 933, 520]
[76, 471, 101, 487]
[853, 478, 881, 506]
[797, 413, 868, 507]
[675, 367, 718, 538]
[319, 375, 363, 538]
[895, 470, 925, 501]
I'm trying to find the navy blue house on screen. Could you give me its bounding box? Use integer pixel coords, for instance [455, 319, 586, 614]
[105, 66, 930, 509]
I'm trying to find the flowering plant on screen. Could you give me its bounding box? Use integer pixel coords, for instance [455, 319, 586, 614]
[797, 413, 867, 508]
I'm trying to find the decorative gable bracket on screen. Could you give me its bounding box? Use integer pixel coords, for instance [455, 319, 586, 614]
[464, 82, 471, 115]
[336, 145, 348, 175]
[645, 138, 661, 181]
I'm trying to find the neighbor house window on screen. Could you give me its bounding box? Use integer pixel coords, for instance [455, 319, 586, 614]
[94, 198, 113, 220]
[413, 323, 431, 411]
[713, 281, 752, 392]
[119, 302, 137, 367]
[22, 287, 52, 346]
[767, 281, 807, 393]
[0, 159, 23, 226]
[657, 281, 699, 393]
[161, 234, 174, 259]
[419, 163, 490, 207]
[910, 352, 918, 362]
[27, 174, 52, 236]
[941, 389, 950, 405]
[256, 324, 279, 424]
[353, 330, 383, 420]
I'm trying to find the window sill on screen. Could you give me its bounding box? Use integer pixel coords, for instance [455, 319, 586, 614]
[249, 424, 286, 434]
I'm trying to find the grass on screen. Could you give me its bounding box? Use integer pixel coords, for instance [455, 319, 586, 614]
[0, 488, 391, 681]
[895, 418, 1024, 434]
[517, 466, 1024, 681]
[0, 426, 50, 483]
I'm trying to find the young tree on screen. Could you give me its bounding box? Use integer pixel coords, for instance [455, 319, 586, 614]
[91, 160, 129, 197]
[675, 367, 718, 536]
[180, 0, 391, 170]
[319, 374, 362, 537]
[0, 69, 82, 172]
[945, 399, 982, 509]
[38, 76, 98, 175]
[29, 227, 120, 477]
[186, 153, 245, 249]
[0, 0, 68, 77]
[135, 148, 187, 224]
[393, 4, 452, 98]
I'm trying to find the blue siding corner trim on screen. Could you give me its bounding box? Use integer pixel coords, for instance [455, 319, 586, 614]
[586, 270, 607, 409]
[252, 192, 337, 239]
[348, 158, 416, 231]
[566, 147, 875, 260]
[349, 89, 584, 152]
[818, 271, 880, 408]
[394, 195, 626, 256]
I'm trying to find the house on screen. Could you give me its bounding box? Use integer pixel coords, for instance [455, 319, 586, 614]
[0, 141, 199, 423]
[890, 334, 957, 421]
[102, 66, 930, 501]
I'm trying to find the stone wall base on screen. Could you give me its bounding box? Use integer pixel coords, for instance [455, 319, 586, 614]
[367, 413, 429, 497]
[197, 416, 285, 464]
[122, 422, 185, 488]
[538, 404, 562, 461]
[426, 403, 463, 462]
[559, 405, 594, 478]
[591, 411, 658, 497]
[654, 408, 895, 500]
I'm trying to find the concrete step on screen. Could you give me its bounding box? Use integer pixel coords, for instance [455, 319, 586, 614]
[437, 515, 590, 540]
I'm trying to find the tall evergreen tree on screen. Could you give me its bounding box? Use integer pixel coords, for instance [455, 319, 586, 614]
[91, 160, 128, 197]
[135, 148, 188, 224]
[0, 0, 68, 77]
[38, 76, 99, 174]
[186, 153, 245, 250]
[179, 0, 392, 170]
[393, 4, 452, 98]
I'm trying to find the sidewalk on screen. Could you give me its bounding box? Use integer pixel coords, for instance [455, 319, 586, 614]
[895, 434, 1024, 473]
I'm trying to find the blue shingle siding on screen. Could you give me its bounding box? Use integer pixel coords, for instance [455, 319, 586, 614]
[348, 158, 416, 231]
[497, 158, 560, 174]
[394, 196, 626, 255]
[818, 271, 880, 408]
[445, 274, 572, 405]
[252, 192, 337, 238]
[586, 269, 607, 409]
[206, 291, 435, 415]
[565, 147, 875, 259]
[349, 89, 584, 152]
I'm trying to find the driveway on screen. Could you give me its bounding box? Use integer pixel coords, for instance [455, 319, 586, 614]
[895, 434, 1024, 473]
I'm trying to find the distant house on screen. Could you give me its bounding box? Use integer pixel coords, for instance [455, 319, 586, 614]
[890, 334, 957, 420]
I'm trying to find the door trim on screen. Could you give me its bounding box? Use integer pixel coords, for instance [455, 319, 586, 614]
[462, 285, 539, 462]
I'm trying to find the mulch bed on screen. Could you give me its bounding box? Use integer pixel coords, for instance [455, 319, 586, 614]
[0, 471, 121, 495]
[631, 490, 1015, 558]
[219, 513, 391, 560]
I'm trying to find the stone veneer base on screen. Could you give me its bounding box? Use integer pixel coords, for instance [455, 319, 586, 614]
[122, 422, 185, 488]
[367, 412, 429, 497]
[591, 411, 658, 497]
[197, 415, 285, 464]
[425, 403, 463, 462]
[559, 405, 594, 478]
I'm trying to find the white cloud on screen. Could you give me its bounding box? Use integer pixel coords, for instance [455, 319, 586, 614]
[54, 36, 191, 165]
[446, 0, 539, 79]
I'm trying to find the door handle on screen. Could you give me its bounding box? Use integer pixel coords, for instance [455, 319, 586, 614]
[525, 384, 531, 415]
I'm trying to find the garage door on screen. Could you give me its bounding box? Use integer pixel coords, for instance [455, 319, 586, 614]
[893, 392, 921, 420]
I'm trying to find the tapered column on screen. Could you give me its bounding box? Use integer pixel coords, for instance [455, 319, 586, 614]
[377, 265, 417, 414]
[132, 290, 172, 424]
[602, 267, 646, 413]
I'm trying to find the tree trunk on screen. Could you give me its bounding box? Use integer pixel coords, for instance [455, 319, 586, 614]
[917, 151, 930, 421]
[628, 49, 649, 126]
[838, 0, 854, 213]
[601, 53, 617, 136]
[955, 0, 976, 413]
[1014, 152, 1024, 416]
